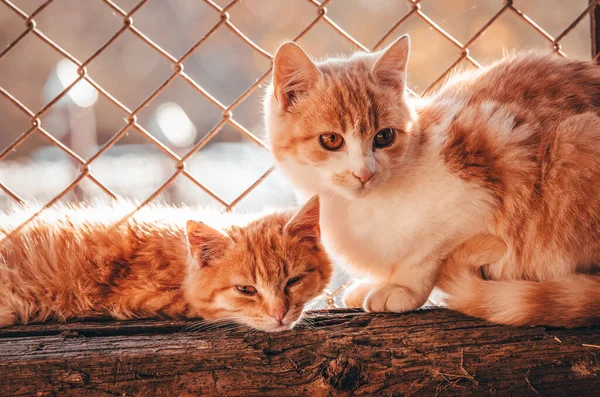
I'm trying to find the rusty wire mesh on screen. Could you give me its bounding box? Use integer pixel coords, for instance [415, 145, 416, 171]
[1, 0, 599, 308]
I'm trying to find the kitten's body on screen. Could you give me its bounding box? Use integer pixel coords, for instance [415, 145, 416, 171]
[266, 37, 600, 327]
[0, 199, 332, 331]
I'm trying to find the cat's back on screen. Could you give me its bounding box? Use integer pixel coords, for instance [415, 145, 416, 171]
[0, 201, 264, 281]
[0, 201, 181, 255]
[436, 53, 600, 120]
[425, 54, 600, 269]
[0, 202, 184, 287]
[0, 201, 239, 323]
[423, 53, 600, 181]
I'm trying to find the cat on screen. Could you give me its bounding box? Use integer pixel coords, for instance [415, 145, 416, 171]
[0, 197, 332, 332]
[264, 35, 600, 328]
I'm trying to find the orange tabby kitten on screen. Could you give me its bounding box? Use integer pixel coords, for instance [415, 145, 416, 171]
[265, 35, 600, 328]
[0, 197, 332, 332]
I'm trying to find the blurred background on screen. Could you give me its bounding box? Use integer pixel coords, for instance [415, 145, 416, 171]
[0, 0, 595, 213]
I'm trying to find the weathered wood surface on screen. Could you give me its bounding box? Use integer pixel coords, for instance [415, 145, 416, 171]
[1, 308, 600, 396]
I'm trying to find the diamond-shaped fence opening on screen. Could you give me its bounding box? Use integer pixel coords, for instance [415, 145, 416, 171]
[130, 0, 222, 59]
[1, 0, 599, 309]
[85, 29, 175, 111]
[34, 0, 123, 62]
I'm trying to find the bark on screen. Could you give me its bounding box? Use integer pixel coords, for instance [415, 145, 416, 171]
[1, 308, 600, 396]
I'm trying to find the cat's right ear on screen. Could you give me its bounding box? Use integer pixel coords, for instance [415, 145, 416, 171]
[185, 221, 231, 268]
[372, 35, 410, 91]
[272, 42, 321, 110]
[283, 195, 321, 244]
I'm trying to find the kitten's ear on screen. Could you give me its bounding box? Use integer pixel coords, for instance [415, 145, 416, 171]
[185, 221, 231, 268]
[272, 42, 321, 110]
[283, 195, 320, 243]
[372, 35, 410, 90]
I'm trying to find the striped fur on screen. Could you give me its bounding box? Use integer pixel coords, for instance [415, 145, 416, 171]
[439, 235, 600, 328]
[0, 199, 332, 332]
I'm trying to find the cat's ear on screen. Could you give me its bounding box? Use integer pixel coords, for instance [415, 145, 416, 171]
[185, 221, 231, 268]
[372, 35, 410, 91]
[272, 42, 321, 110]
[283, 195, 321, 243]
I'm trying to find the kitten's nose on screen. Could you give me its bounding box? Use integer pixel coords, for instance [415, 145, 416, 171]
[270, 308, 287, 324]
[353, 168, 374, 185]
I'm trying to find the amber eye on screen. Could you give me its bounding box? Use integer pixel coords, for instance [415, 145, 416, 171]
[373, 128, 396, 148]
[319, 133, 345, 151]
[286, 276, 302, 289]
[236, 286, 257, 295]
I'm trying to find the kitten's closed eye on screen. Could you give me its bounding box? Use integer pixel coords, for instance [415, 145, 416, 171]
[286, 276, 302, 290]
[236, 285, 257, 295]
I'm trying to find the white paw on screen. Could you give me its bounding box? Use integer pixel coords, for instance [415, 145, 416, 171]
[342, 281, 374, 308]
[364, 284, 419, 313]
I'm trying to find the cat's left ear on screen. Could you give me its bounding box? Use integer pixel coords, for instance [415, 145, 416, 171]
[372, 35, 410, 91]
[186, 221, 231, 268]
[272, 42, 321, 110]
[283, 195, 321, 243]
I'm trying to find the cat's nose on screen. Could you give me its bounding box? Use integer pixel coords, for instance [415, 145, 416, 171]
[353, 168, 374, 185]
[270, 308, 287, 324]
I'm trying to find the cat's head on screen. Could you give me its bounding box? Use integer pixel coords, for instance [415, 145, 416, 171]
[183, 196, 332, 332]
[264, 36, 417, 200]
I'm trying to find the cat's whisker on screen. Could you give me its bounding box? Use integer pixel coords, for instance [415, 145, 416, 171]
[182, 318, 240, 333]
[296, 316, 318, 330]
[182, 316, 255, 334]
[197, 322, 251, 336]
[304, 297, 324, 310]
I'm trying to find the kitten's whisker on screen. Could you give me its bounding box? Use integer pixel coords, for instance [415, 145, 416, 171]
[182, 318, 238, 333]
[305, 297, 324, 310]
[296, 316, 317, 330]
[198, 322, 249, 336]
[183, 316, 253, 334]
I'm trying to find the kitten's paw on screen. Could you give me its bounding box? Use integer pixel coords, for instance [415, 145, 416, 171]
[342, 281, 375, 308]
[364, 283, 421, 313]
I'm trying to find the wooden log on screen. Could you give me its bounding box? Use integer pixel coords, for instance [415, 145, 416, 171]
[1, 308, 600, 396]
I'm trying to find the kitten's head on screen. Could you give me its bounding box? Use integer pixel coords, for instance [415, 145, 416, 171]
[264, 36, 417, 199]
[183, 196, 332, 332]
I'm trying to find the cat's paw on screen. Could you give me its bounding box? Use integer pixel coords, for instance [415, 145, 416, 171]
[342, 281, 375, 308]
[364, 283, 421, 313]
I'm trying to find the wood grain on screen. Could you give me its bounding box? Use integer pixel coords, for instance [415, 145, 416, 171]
[1, 308, 599, 396]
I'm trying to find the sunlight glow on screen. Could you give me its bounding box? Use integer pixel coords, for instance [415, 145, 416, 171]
[55, 59, 98, 108]
[155, 102, 197, 148]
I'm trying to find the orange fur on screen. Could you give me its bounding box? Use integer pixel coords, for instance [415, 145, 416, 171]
[431, 55, 600, 328]
[0, 198, 332, 332]
[439, 235, 600, 328]
[266, 36, 600, 328]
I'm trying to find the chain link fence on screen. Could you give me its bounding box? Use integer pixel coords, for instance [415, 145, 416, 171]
[1, 0, 599, 308]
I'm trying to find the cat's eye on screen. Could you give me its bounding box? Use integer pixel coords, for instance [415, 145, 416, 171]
[319, 133, 345, 151]
[236, 285, 257, 295]
[286, 276, 302, 289]
[373, 128, 396, 148]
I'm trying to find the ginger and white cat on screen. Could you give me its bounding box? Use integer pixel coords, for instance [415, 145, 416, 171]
[0, 197, 332, 332]
[265, 35, 600, 328]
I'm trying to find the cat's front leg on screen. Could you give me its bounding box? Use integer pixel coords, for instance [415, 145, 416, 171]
[362, 259, 438, 313]
[363, 283, 429, 313]
[342, 280, 378, 308]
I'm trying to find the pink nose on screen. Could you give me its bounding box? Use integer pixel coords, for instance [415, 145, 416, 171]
[353, 168, 374, 184]
[270, 309, 287, 323]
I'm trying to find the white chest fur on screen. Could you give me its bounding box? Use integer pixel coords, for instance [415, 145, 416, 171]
[319, 158, 494, 280]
